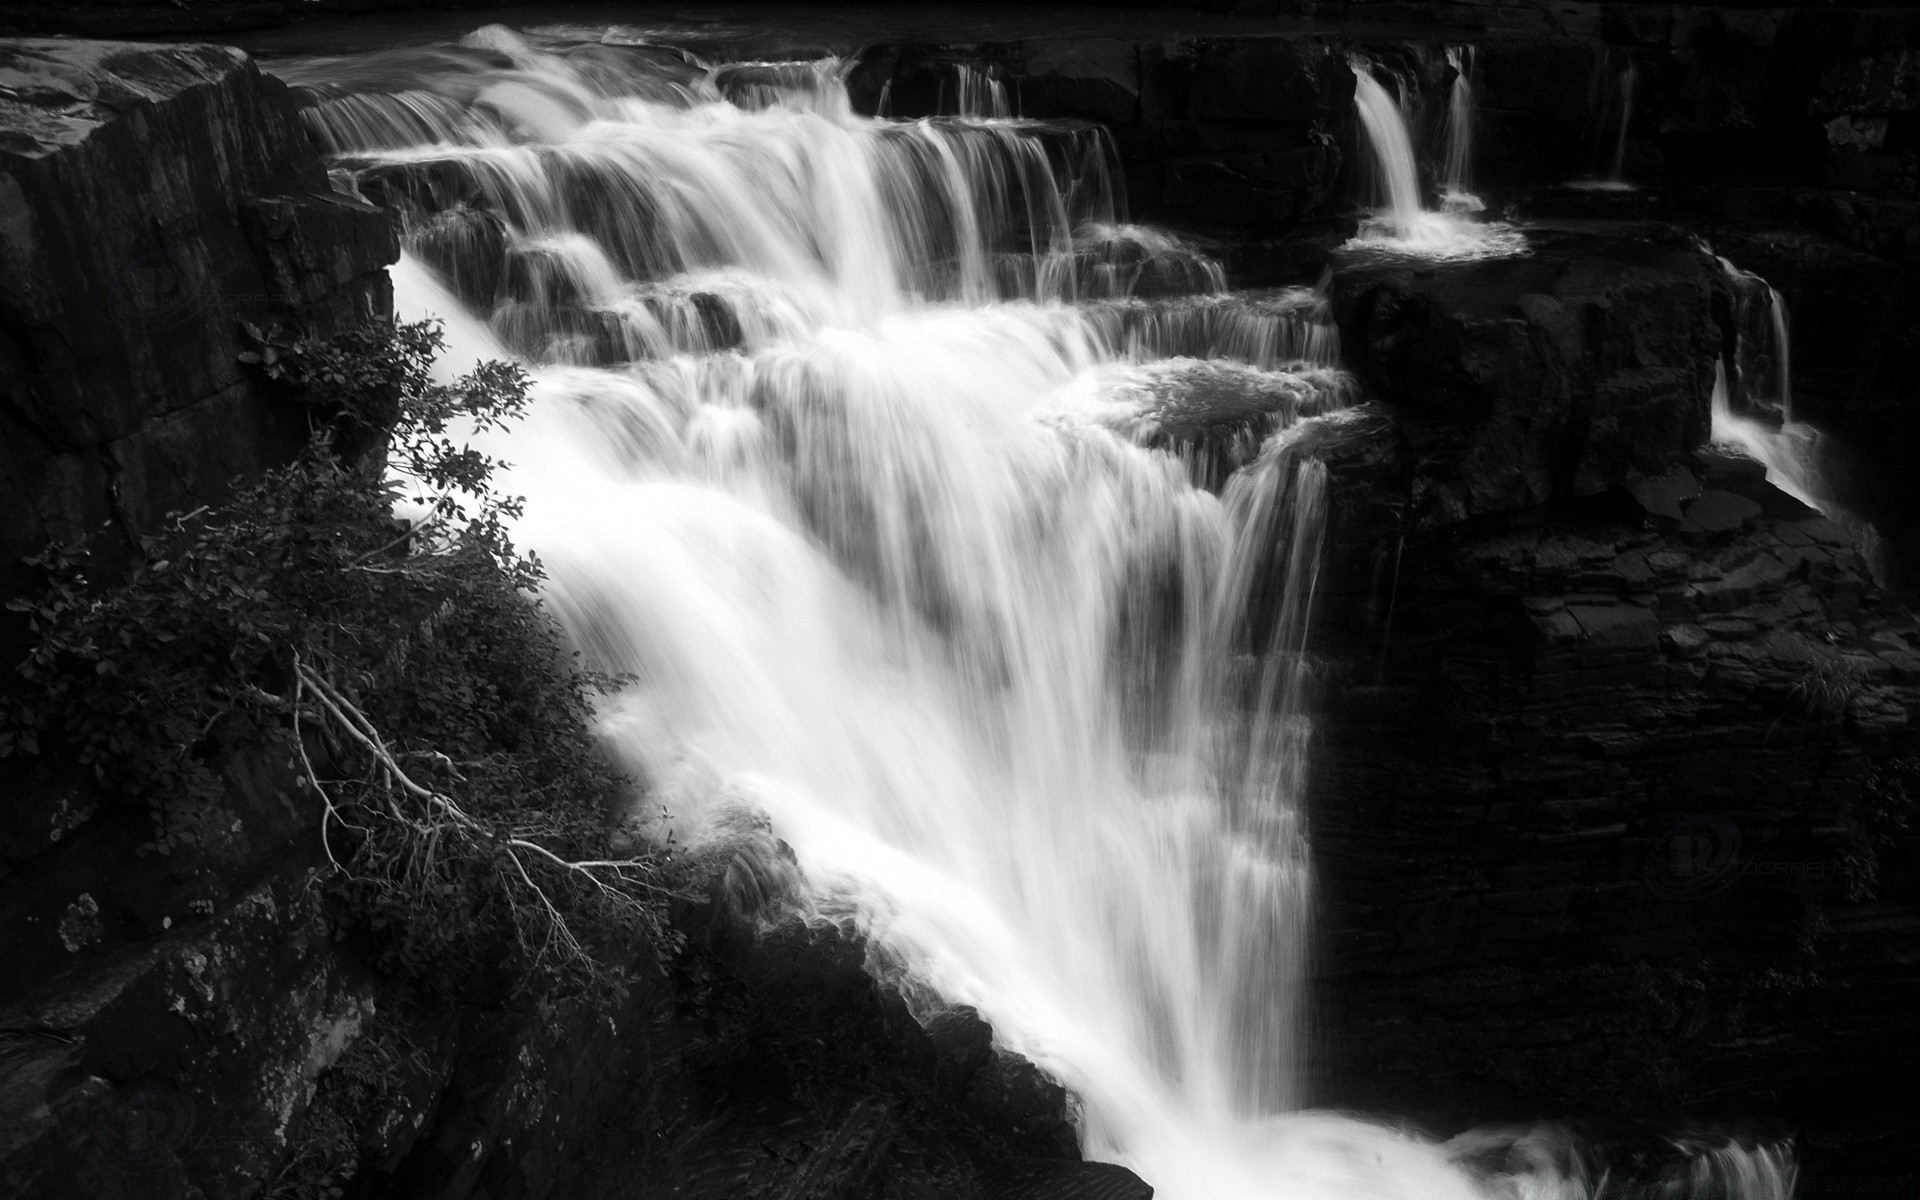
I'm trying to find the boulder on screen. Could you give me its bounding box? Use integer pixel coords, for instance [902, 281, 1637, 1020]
[1328, 222, 1726, 526]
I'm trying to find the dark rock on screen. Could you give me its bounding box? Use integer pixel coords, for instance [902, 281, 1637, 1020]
[406, 204, 506, 310]
[1569, 602, 1659, 650]
[0, 38, 396, 614]
[962, 1050, 1079, 1160]
[1126, 359, 1352, 489]
[1625, 465, 1703, 523]
[1312, 458, 1919, 1171]
[994, 1158, 1155, 1200]
[1007, 39, 1140, 128]
[924, 1005, 995, 1098]
[1328, 223, 1724, 525]
[1680, 490, 1764, 538]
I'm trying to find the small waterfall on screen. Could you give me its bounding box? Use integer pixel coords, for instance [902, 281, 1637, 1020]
[1570, 54, 1639, 192]
[1711, 257, 1824, 512]
[1346, 57, 1523, 259]
[1351, 64, 1425, 238]
[1441, 46, 1478, 210]
[1610, 59, 1638, 183]
[1768, 286, 1793, 421]
[944, 61, 1013, 119]
[294, 24, 1794, 1199]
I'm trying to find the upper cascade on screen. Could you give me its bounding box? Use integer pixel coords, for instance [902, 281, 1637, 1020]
[1344, 56, 1524, 261]
[287, 23, 1796, 1200]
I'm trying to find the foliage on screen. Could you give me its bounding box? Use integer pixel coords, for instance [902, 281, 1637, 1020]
[1, 318, 673, 1001]
[1780, 642, 1868, 723]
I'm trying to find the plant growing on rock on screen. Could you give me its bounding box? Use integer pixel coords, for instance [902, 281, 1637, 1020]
[1, 319, 675, 1001]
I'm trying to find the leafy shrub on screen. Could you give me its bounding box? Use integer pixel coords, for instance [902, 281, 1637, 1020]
[2, 319, 673, 1001]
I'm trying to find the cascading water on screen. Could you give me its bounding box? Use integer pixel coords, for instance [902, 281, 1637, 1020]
[1712, 257, 1826, 512]
[291, 25, 1796, 1200]
[1345, 57, 1524, 259]
[1610, 59, 1638, 183]
[1441, 46, 1478, 210]
[1570, 53, 1638, 192]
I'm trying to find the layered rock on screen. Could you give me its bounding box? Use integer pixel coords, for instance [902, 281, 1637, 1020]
[0, 36, 396, 1200]
[1327, 224, 1727, 523]
[0, 38, 396, 617]
[1303, 225, 1920, 1172]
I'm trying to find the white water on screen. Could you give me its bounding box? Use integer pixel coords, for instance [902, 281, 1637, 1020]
[1568, 56, 1639, 192]
[299, 26, 1792, 1200]
[1346, 59, 1523, 260]
[1711, 259, 1825, 511]
[1708, 256, 1887, 572]
[1610, 60, 1638, 183]
[1441, 47, 1478, 208]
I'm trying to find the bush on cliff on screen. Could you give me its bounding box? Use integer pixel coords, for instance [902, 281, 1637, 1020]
[0, 318, 673, 1002]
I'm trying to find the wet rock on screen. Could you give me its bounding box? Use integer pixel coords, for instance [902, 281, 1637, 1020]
[963, 1050, 1079, 1160]
[994, 1159, 1155, 1200]
[1625, 465, 1703, 523]
[1328, 223, 1724, 525]
[406, 204, 506, 309]
[1186, 37, 1348, 125]
[1313, 468, 1919, 1167]
[1679, 490, 1763, 539]
[1125, 359, 1352, 489]
[1004, 39, 1140, 128]
[924, 1005, 995, 1098]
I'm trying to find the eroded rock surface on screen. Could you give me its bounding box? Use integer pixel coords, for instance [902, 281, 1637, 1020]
[1328, 224, 1727, 523]
[0, 38, 397, 617]
[1307, 385, 1920, 1172]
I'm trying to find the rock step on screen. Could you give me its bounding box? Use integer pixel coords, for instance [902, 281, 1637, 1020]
[994, 1160, 1155, 1200]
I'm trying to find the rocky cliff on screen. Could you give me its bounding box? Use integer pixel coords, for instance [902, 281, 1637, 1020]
[1306, 226, 1919, 1178]
[0, 38, 396, 620]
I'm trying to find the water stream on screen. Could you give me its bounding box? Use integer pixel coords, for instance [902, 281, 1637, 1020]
[290, 26, 1792, 1200]
[1441, 46, 1477, 208]
[1345, 57, 1523, 259]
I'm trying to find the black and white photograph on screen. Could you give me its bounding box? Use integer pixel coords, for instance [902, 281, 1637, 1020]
[1, 0, 1916, 1197]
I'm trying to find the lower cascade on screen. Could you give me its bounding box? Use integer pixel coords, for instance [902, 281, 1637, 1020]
[294, 25, 1798, 1200]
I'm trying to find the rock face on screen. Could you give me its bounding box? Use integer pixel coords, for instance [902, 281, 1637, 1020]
[0, 37, 394, 1200]
[1328, 224, 1727, 525]
[1304, 232, 1920, 1169]
[0, 38, 397, 622]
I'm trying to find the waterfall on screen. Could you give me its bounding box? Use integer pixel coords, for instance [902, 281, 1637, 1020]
[291, 25, 1789, 1199]
[1712, 258, 1824, 511]
[1441, 46, 1478, 209]
[1609, 59, 1638, 183]
[1351, 64, 1425, 238]
[1346, 58, 1523, 259]
[945, 61, 1013, 119]
[1570, 54, 1638, 192]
